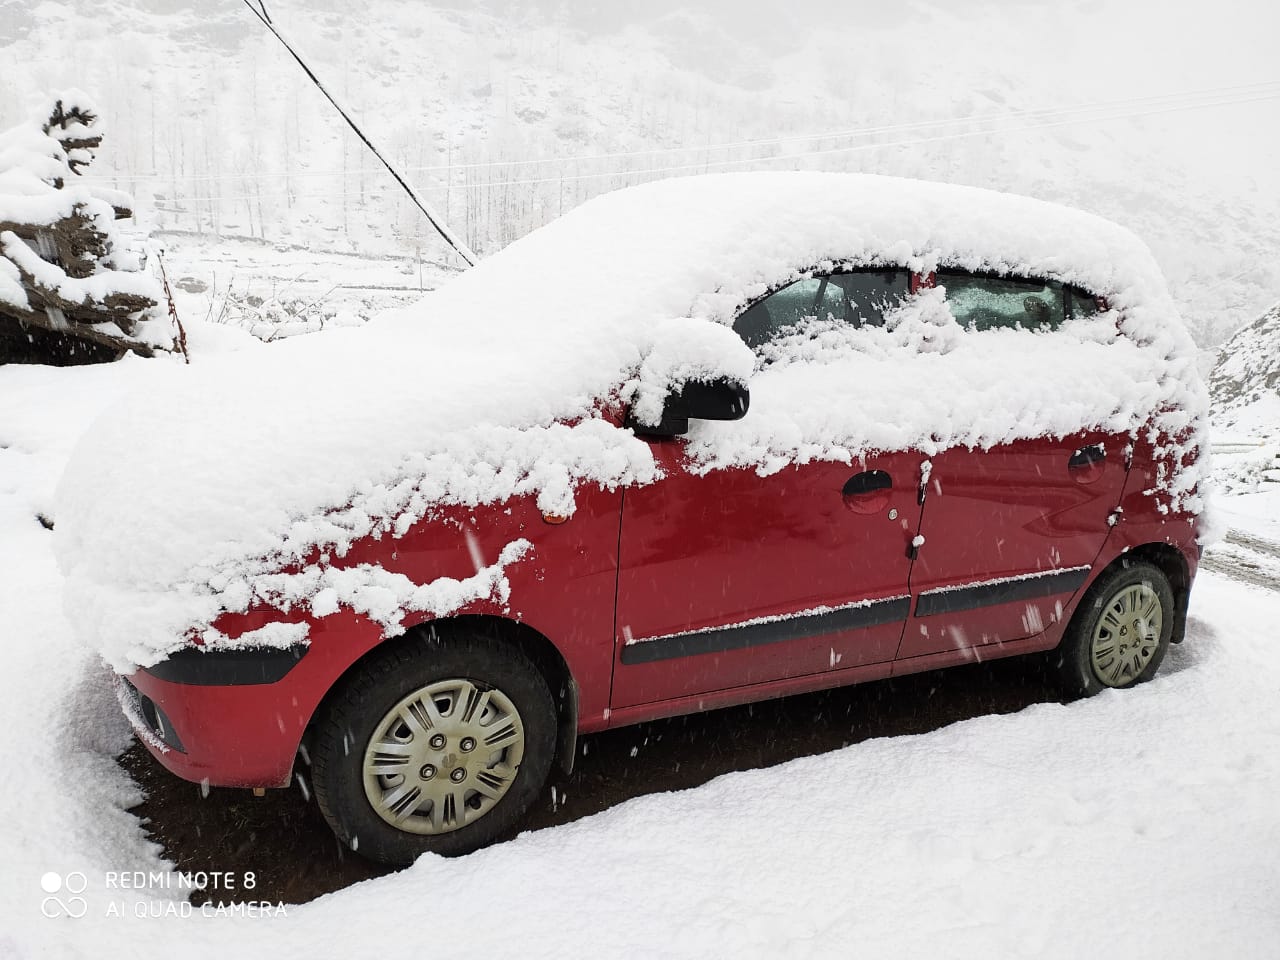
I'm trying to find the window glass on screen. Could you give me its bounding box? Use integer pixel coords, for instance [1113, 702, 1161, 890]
[733, 269, 910, 348]
[937, 271, 1065, 331]
[1066, 285, 1104, 320]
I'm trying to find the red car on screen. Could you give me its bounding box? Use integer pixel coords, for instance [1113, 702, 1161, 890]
[107, 175, 1205, 865]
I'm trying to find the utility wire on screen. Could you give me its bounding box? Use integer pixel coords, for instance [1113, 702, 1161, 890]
[239, 0, 476, 266]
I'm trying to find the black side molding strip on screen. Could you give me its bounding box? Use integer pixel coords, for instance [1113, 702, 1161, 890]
[621, 597, 911, 665]
[914, 567, 1090, 618]
[142, 644, 309, 686]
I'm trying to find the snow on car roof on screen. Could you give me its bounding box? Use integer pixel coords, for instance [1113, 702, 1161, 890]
[383, 170, 1161, 330]
[53, 172, 1208, 670]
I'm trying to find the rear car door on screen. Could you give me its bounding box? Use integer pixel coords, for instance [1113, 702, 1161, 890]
[611, 269, 924, 709]
[897, 274, 1129, 661]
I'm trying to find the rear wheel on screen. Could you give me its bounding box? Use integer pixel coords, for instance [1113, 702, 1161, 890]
[1052, 559, 1174, 698]
[311, 632, 557, 865]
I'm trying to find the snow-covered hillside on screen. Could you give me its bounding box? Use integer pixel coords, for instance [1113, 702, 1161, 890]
[1206, 299, 1280, 495]
[1210, 301, 1280, 437]
[2, 0, 1278, 345]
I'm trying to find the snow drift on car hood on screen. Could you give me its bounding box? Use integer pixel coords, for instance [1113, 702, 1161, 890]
[53, 172, 1209, 670]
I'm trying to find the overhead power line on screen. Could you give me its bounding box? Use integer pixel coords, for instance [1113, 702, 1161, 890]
[240, 0, 476, 266]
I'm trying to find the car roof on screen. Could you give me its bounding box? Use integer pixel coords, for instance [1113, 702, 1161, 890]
[381, 171, 1163, 338]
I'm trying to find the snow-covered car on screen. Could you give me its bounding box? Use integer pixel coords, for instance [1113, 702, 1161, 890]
[56, 172, 1209, 866]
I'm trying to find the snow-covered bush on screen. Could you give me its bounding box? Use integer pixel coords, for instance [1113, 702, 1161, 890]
[209, 286, 375, 341]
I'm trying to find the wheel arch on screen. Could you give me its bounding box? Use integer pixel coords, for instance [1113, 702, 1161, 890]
[304, 614, 580, 776]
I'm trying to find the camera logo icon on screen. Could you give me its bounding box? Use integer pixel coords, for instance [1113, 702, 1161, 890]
[41, 872, 88, 918]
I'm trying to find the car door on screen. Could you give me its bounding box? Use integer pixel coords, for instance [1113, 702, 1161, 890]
[611, 269, 923, 709]
[611, 447, 924, 708]
[897, 274, 1129, 661]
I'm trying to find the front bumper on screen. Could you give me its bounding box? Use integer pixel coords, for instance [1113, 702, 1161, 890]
[120, 611, 385, 788]
[122, 644, 312, 788]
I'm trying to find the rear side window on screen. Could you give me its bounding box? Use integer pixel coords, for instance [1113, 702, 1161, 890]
[937, 271, 1065, 332]
[1066, 285, 1105, 319]
[734, 269, 910, 348]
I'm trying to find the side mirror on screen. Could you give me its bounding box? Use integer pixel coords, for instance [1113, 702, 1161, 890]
[631, 377, 750, 437]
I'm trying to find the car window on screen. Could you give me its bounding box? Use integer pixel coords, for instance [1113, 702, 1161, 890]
[734, 269, 911, 348]
[937, 271, 1065, 331]
[1066, 285, 1104, 320]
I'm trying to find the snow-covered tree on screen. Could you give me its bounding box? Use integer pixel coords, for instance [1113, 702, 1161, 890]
[0, 91, 174, 364]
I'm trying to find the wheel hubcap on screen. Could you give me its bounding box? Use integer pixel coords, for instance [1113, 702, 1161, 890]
[1090, 582, 1163, 687]
[362, 678, 525, 836]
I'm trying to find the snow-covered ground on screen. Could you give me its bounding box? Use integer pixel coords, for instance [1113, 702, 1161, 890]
[154, 231, 453, 341]
[3, 336, 1278, 958]
[1216, 490, 1280, 544]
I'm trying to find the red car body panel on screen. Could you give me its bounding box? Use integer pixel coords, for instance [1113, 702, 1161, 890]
[129, 485, 627, 787]
[343, 485, 627, 734]
[127, 608, 381, 787]
[611, 443, 923, 707]
[898, 429, 1129, 660]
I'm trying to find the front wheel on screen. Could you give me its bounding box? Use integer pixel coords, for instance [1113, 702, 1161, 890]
[1052, 560, 1174, 698]
[310, 633, 557, 866]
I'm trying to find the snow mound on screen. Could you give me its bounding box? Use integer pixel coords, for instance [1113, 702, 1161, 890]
[54, 172, 1208, 671]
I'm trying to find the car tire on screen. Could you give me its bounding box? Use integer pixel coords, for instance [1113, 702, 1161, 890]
[1051, 559, 1174, 698]
[310, 630, 557, 866]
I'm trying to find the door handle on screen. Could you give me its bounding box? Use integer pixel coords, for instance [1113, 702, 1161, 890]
[842, 470, 892, 514]
[1068, 444, 1106, 483]
[1068, 444, 1106, 469]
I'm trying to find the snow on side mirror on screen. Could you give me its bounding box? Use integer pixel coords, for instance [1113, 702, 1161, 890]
[637, 378, 751, 437]
[625, 317, 755, 437]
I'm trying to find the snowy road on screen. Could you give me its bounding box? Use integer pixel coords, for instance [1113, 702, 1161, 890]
[1202, 529, 1280, 593]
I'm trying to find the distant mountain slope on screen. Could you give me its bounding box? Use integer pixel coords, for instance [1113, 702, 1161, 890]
[1, 0, 1278, 345]
[1210, 301, 1280, 438]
